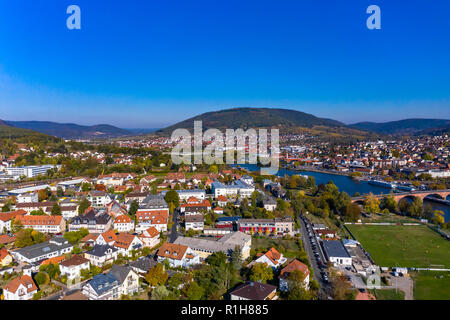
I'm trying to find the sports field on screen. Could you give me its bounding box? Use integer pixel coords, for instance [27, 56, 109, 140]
[346, 225, 450, 268]
[412, 271, 450, 300]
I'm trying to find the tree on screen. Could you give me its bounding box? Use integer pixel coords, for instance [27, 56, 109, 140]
[78, 198, 91, 215]
[38, 189, 49, 202]
[184, 282, 204, 300]
[249, 263, 273, 283]
[64, 228, 89, 244]
[51, 204, 62, 216]
[81, 183, 92, 192]
[150, 285, 170, 300]
[206, 252, 227, 268]
[34, 271, 50, 286]
[380, 194, 397, 213]
[407, 197, 423, 217]
[56, 186, 64, 197]
[230, 246, 243, 271]
[363, 193, 380, 214]
[345, 203, 361, 222]
[287, 270, 312, 300]
[164, 190, 180, 209]
[209, 165, 219, 174]
[128, 200, 139, 217]
[145, 264, 168, 287]
[30, 209, 46, 216]
[432, 210, 445, 226]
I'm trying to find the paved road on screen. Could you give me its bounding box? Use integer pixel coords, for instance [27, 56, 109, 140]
[298, 215, 331, 299]
[168, 209, 181, 243]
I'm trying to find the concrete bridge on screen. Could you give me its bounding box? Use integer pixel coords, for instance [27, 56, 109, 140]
[351, 189, 450, 204]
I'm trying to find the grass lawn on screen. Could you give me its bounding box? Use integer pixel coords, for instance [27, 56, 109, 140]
[411, 271, 450, 300]
[346, 225, 450, 268]
[251, 237, 307, 260]
[370, 289, 405, 300]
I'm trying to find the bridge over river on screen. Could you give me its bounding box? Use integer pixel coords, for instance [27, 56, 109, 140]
[351, 189, 450, 204]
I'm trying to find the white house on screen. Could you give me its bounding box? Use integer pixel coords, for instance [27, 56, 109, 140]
[60, 255, 90, 280]
[156, 242, 201, 268]
[3, 275, 38, 300]
[113, 233, 143, 257]
[322, 240, 352, 266]
[185, 214, 204, 231]
[138, 227, 160, 248]
[113, 215, 134, 232]
[279, 259, 310, 292]
[17, 193, 38, 204]
[252, 247, 287, 269]
[84, 245, 119, 267]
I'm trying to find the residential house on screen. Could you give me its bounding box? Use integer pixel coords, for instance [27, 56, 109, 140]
[17, 193, 38, 204]
[230, 282, 278, 300]
[238, 218, 294, 236]
[113, 215, 134, 232]
[129, 256, 157, 277]
[60, 255, 90, 280]
[180, 198, 211, 215]
[0, 210, 27, 233]
[156, 242, 200, 268]
[113, 233, 143, 257]
[109, 264, 140, 296]
[87, 191, 111, 208]
[95, 230, 118, 246]
[174, 231, 252, 260]
[252, 248, 287, 269]
[322, 240, 352, 266]
[11, 237, 73, 264]
[69, 208, 112, 233]
[82, 273, 120, 300]
[3, 275, 38, 300]
[14, 202, 56, 214]
[279, 259, 310, 292]
[185, 214, 204, 231]
[0, 248, 13, 267]
[15, 215, 66, 234]
[138, 227, 160, 248]
[84, 244, 119, 267]
[135, 210, 168, 233]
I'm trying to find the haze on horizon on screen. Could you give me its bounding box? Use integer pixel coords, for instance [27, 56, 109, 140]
[0, 0, 449, 129]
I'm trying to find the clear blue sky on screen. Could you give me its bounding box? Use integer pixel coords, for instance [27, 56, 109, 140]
[0, 0, 449, 128]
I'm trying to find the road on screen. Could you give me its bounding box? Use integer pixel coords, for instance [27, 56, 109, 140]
[168, 208, 181, 243]
[298, 214, 331, 299]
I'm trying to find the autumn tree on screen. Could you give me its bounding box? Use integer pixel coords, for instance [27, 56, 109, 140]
[249, 263, 273, 283]
[363, 193, 380, 214]
[145, 263, 168, 287]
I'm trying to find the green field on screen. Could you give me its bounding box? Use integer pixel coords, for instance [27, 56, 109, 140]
[346, 225, 450, 268]
[369, 289, 405, 300]
[412, 271, 450, 300]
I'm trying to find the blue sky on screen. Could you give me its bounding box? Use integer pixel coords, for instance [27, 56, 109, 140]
[0, 0, 449, 128]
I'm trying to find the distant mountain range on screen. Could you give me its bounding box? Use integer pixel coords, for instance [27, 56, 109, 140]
[2, 109, 448, 140]
[350, 119, 450, 135]
[1, 120, 131, 139]
[157, 107, 344, 134]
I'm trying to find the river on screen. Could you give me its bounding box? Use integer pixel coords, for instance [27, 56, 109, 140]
[231, 164, 450, 222]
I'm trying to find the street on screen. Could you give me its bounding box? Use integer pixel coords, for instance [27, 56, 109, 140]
[298, 214, 331, 298]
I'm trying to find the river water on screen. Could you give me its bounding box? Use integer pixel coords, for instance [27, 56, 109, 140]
[231, 164, 450, 222]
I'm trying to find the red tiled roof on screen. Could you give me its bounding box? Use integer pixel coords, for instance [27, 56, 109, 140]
[15, 215, 63, 226]
[280, 259, 310, 279]
[114, 214, 132, 224]
[157, 242, 188, 261]
[4, 275, 38, 294]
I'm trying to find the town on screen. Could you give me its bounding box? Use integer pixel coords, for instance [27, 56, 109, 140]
[0, 130, 448, 301]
